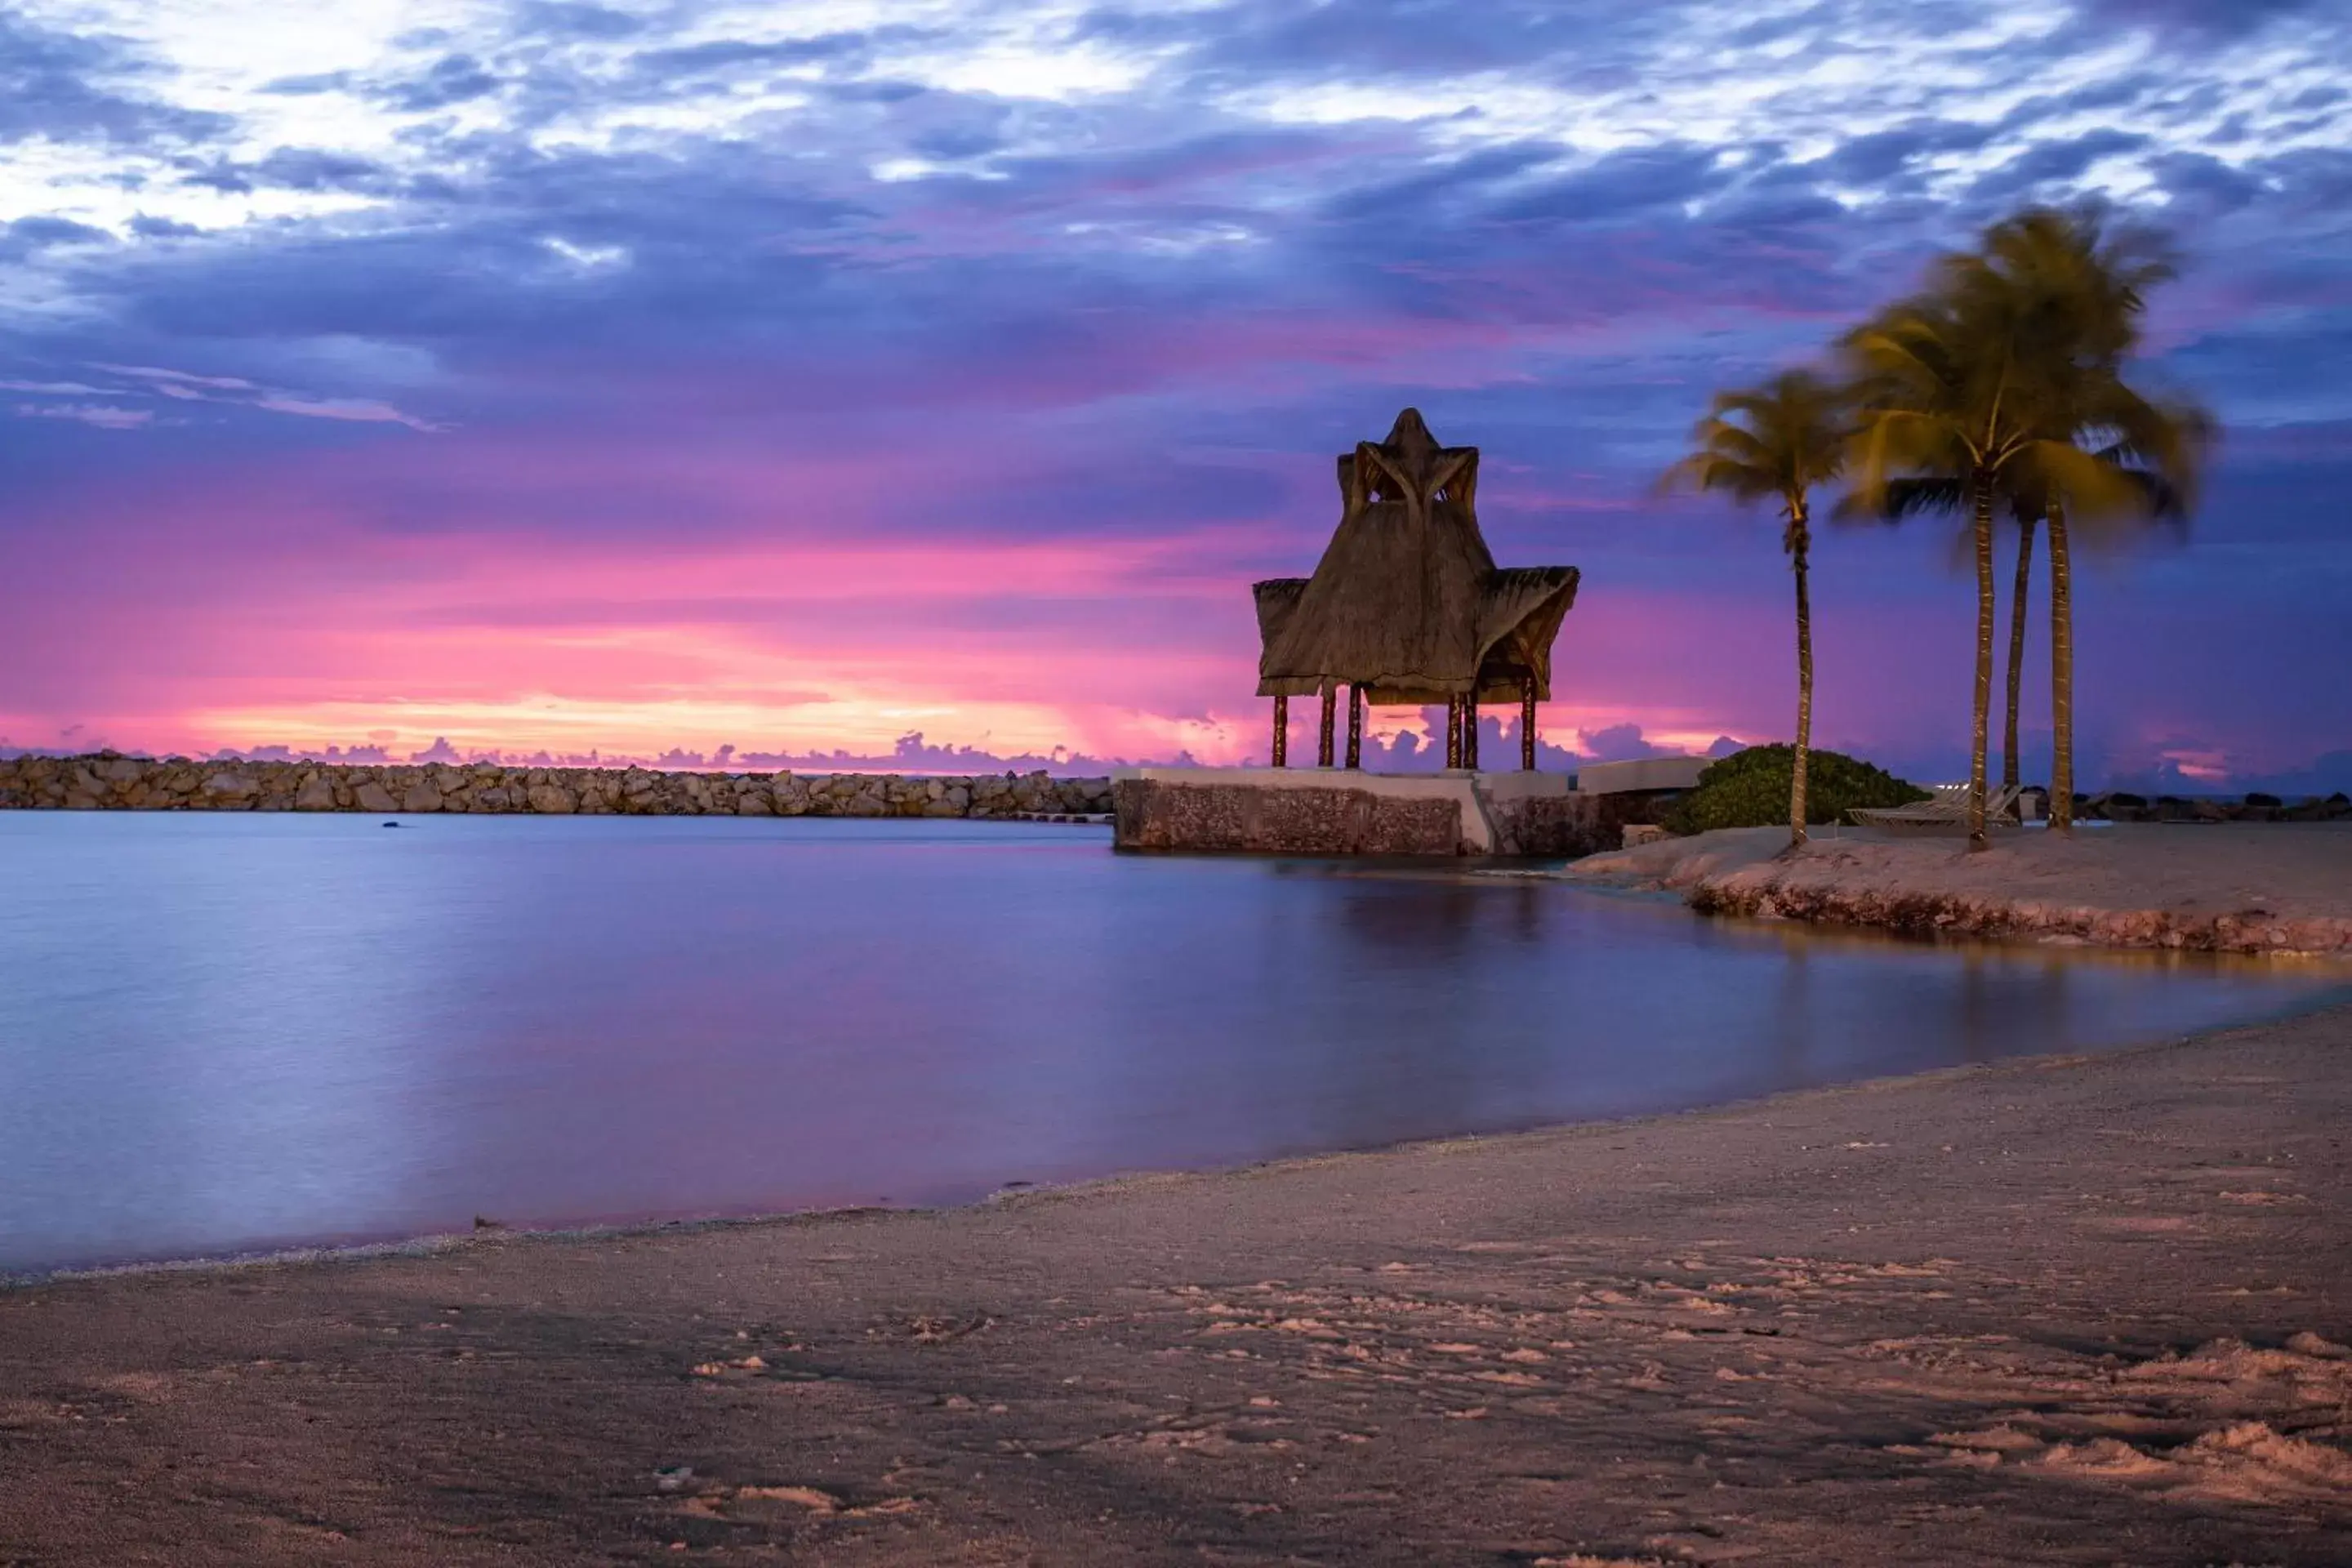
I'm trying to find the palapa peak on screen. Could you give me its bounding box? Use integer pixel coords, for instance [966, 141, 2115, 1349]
[1384, 406, 1435, 452]
[1253, 408, 1579, 707]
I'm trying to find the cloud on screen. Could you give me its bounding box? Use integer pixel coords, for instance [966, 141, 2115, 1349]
[510, 2, 647, 42]
[2074, 0, 2329, 38]
[1811, 120, 2003, 188]
[91, 363, 258, 390]
[0, 216, 117, 260]
[15, 403, 152, 429]
[0, 378, 119, 394]
[252, 394, 443, 430]
[178, 147, 402, 197]
[68, 363, 443, 432]
[1971, 130, 2152, 198]
[0, 9, 230, 147]
[378, 53, 503, 113]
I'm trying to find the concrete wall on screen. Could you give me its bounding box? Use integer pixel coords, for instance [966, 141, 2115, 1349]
[1575, 756, 1706, 794]
[1111, 768, 1637, 858]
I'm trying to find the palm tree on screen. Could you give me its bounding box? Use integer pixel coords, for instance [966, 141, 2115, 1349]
[1659, 369, 1848, 848]
[2002, 506, 2036, 800]
[1842, 209, 2211, 850]
[1946, 209, 2209, 831]
[1836, 475, 2043, 807]
[1842, 288, 2051, 850]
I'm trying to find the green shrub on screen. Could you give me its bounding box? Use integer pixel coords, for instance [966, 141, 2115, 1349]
[1661, 745, 1930, 835]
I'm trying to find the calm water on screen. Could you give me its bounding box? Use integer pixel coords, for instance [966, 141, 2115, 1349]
[2, 813, 2340, 1273]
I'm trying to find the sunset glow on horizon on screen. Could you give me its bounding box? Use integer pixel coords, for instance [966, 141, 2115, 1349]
[5, 0, 2349, 787]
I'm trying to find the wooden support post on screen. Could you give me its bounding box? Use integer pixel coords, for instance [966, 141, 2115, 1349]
[1272, 695, 1288, 768]
[1463, 692, 1480, 772]
[1445, 694, 1463, 770]
[1317, 686, 1336, 768]
[1521, 675, 1538, 771]
[1344, 684, 1362, 769]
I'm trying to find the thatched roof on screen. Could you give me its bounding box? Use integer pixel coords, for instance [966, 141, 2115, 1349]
[1255, 408, 1579, 704]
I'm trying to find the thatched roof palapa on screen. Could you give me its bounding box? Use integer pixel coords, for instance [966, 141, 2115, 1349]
[1254, 409, 1578, 706]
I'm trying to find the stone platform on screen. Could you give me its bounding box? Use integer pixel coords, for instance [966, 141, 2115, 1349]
[1111, 767, 1644, 858]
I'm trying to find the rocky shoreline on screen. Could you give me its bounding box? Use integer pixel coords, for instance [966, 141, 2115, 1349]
[1685, 875, 2352, 956]
[1572, 822, 2352, 959]
[0, 751, 1114, 820]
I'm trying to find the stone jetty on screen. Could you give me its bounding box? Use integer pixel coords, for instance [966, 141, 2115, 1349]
[0, 752, 1114, 820]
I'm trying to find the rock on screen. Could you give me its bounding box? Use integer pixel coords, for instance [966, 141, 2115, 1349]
[0, 755, 1128, 826]
[527, 784, 577, 815]
[1622, 822, 1670, 849]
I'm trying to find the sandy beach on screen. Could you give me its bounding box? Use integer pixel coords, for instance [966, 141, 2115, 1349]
[5, 1000, 2349, 1566]
[1570, 822, 2352, 956]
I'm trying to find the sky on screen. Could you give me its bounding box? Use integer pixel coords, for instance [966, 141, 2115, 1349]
[2, 0, 2348, 789]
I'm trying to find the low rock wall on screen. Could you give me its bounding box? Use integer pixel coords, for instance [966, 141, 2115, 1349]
[0, 753, 1114, 820]
[1113, 774, 1630, 858]
[1115, 777, 1460, 855]
[1486, 792, 1640, 858]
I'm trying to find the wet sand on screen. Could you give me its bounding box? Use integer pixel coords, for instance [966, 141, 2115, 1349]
[4, 1004, 2350, 1566]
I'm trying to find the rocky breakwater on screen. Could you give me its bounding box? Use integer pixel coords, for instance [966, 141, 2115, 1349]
[0, 752, 1115, 821]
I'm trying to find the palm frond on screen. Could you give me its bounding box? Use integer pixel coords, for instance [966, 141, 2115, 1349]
[1656, 367, 1849, 528]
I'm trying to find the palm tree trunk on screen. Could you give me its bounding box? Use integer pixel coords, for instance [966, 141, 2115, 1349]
[1788, 509, 1813, 849]
[2002, 514, 2034, 804]
[2048, 497, 2074, 833]
[1968, 474, 1995, 851]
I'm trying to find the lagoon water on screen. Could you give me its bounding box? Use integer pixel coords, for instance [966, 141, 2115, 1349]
[2, 812, 2340, 1273]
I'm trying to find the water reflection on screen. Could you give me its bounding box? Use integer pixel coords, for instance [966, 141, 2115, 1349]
[1, 813, 2340, 1273]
